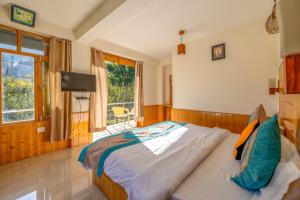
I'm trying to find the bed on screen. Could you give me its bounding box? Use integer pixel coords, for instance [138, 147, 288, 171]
[79, 100, 300, 200]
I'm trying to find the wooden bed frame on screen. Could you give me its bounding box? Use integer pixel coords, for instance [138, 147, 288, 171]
[93, 171, 127, 200]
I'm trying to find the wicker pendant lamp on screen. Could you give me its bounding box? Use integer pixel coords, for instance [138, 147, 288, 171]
[265, 0, 279, 34]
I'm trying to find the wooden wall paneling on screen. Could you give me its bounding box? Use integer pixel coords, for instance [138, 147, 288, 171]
[36, 122, 45, 155]
[28, 123, 37, 157]
[158, 105, 164, 122]
[279, 94, 300, 152]
[285, 55, 300, 94]
[0, 126, 11, 164]
[70, 112, 91, 147]
[10, 126, 20, 162]
[171, 108, 249, 134]
[19, 124, 29, 159]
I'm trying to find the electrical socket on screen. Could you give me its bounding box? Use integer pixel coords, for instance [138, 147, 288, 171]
[37, 127, 45, 133]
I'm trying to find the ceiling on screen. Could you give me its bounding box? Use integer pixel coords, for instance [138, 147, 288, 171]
[0, 0, 105, 29]
[1, 0, 274, 60]
[78, 0, 274, 60]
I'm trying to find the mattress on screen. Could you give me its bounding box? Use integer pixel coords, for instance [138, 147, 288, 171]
[172, 133, 255, 200]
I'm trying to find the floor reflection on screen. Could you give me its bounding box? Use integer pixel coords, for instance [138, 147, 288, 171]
[0, 147, 106, 200]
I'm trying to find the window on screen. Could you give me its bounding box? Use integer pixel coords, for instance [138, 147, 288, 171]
[21, 34, 45, 55]
[0, 29, 17, 51]
[1, 52, 35, 123]
[0, 25, 49, 124]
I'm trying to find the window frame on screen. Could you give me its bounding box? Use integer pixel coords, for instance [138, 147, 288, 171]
[0, 24, 49, 125]
[103, 52, 136, 67]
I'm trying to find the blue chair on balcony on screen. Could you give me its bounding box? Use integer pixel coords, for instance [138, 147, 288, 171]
[111, 107, 130, 128]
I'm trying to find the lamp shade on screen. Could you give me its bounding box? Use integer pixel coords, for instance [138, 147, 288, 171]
[177, 44, 186, 55]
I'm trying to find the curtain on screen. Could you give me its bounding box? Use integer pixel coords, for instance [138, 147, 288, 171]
[89, 48, 108, 132]
[134, 61, 144, 121]
[49, 38, 72, 141]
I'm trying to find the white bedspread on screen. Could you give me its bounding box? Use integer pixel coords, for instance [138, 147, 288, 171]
[103, 124, 230, 200]
[172, 134, 254, 200]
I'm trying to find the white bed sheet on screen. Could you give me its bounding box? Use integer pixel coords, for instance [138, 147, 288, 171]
[103, 124, 230, 200]
[172, 133, 255, 200]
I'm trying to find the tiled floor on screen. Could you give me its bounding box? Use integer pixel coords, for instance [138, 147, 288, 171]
[0, 122, 137, 200]
[0, 147, 107, 200]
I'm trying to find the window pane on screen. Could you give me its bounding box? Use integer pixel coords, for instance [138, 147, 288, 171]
[1, 52, 35, 123]
[0, 29, 17, 50]
[106, 61, 135, 125]
[21, 34, 45, 55]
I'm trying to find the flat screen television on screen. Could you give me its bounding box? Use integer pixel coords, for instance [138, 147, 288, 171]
[61, 71, 96, 92]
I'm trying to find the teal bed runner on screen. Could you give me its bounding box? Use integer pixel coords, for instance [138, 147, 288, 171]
[78, 121, 186, 176]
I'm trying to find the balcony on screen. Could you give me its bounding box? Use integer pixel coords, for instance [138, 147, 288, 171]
[93, 102, 136, 142]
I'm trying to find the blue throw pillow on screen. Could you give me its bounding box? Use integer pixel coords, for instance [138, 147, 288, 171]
[231, 115, 281, 191]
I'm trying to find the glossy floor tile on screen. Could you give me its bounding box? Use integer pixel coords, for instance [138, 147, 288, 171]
[0, 147, 107, 200]
[93, 121, 136, 142]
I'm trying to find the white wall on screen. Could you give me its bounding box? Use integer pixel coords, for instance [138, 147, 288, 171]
[0, 6, 74, 40]
[162, 65, 172, 104]
[172, 18, 281, 115]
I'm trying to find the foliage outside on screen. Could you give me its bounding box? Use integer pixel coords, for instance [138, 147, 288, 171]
[106, 61, 135, 125]
[2, 77, 34, 122]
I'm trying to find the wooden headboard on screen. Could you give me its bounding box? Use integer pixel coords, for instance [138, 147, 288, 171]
[279, 94, 300, 153]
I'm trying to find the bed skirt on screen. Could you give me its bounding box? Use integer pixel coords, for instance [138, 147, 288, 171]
[93, 170, 128, 200]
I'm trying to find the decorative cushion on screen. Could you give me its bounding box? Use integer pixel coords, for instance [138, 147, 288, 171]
[251, 162, 300, 200]
[248, 104, 267, 125]
[231, 115, 281, 191]
[233, 120, 259, 160]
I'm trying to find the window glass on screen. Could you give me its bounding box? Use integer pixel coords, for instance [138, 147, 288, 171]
[21, 34, 45, 55]
[106, 61, 135, 125]
[0, 29, 17, 50]
[1, 52, 35, 123]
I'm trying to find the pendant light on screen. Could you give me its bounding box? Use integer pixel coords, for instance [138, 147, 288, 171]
[177, 30, 186, 55]
[265, 0, 279, 34]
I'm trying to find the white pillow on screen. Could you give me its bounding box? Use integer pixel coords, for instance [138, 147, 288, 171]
[281, 135, 300, 164]
[251, 161, 300, 200]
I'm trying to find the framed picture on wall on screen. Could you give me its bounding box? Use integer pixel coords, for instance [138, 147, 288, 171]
[11, 4, 36, 27]
[212, 43, 225, 61]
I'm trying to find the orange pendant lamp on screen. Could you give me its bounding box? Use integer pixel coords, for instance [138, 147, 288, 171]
[177, 30, 186, 55]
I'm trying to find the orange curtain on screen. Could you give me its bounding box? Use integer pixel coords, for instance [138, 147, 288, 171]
[89, 48, 108, 132]
[49, 38, 72, 141]
[134, 61, 144, 121]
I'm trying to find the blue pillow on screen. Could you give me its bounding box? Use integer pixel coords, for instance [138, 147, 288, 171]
[231, 115, 281, 191]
